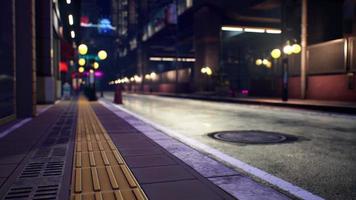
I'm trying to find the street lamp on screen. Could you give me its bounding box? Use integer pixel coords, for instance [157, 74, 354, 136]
[78, 44, 88, 55]
[78, 66, 84, 73]
[150, 72, 157, 80]
[271, 49, 282, 59]
[283, 44, 293, 55]
[292, 44, 302, 54]
[262, 59, 269, 66]
[200, 66, 213, 76]
[98, 50, 107, 60]
[255, 59, 263, 66]
[78, 58, 86, 66]
[93, 62, 99, 69]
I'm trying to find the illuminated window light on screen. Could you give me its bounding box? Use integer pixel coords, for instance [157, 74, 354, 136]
[145, 74, 151, 80]
[244, 28, 265, 33]
[221, 26, 243, 32]
[66, 0, 71, 4]
[162, 57, 175, 61]
[185, 58, 196, 62]
[150, 57, 195, 62]
[149, 57, 162, 61]
[266, 29, 282, 34]
[70, 31, 75, 39]
[68, 14, 74, 26]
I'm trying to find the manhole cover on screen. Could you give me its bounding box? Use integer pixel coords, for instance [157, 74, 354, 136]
[209, 130, 290, 144]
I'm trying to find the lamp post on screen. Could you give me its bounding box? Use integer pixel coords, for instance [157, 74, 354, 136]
[301, 0, 308, 99]
[97, 50, 107, 97]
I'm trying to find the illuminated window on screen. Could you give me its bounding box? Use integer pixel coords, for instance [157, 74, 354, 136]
[186, 0, 193, 7]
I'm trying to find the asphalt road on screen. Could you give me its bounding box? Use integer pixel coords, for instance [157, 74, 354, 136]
[104, 92, 356, 200]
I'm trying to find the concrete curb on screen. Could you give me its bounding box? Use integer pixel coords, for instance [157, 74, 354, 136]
[125, 92, 356, 115]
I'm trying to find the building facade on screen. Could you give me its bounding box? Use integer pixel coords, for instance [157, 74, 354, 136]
[110, 0, 356, 102]
[0, 0, 80, 124]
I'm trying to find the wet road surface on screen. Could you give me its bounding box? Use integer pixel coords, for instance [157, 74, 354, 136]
[104, 93, 356, 200]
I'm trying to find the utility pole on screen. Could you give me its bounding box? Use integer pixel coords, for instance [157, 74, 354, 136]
[174, 0, 179, 93]
[301, 0, 307, 99]
[281, 1, 289, 101]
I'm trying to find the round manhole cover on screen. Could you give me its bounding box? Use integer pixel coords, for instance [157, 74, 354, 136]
[209, 130, 290, 144]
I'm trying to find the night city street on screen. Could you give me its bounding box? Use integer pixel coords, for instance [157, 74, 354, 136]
[0, 0, 356, 200]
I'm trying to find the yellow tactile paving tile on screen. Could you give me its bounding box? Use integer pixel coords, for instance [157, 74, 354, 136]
[71, 99, 148, 200]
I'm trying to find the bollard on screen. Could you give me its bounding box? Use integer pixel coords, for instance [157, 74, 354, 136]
[114, 85, 123, 104]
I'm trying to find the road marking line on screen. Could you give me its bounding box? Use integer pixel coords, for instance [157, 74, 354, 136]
[101, 100, 325, 200]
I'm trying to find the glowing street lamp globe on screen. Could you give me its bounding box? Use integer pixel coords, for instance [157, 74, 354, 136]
[98, 50, 107, 60]
[255, 59, 263, 66]
[292, 44, 302, 54]
[145, 74, 151, 80]
[201, 67, 207, 74]
[283, 45, 293, 55]
[93, 62, 99, 69]
[78, 58, 86, 66]
[265, 61, 272, 68]
[262, 59, 269, 65]
[271, 49, 281, 59]
[78, 67, 85, 73]
[206, 67, 213, 76]
[78, 44, 88, 55]
[150, 72, 157, 80]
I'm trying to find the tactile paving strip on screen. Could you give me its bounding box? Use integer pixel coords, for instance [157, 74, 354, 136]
[71, 99, 147, 200]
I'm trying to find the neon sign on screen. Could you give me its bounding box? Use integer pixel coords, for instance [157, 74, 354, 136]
[80, 17, 116, 34]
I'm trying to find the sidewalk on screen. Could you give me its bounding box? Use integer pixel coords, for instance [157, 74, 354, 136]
[0, 101, 76, 200]
[134, 92, 356, 114]
[0, 98, 292, 200]
[91, 102, 237, 200]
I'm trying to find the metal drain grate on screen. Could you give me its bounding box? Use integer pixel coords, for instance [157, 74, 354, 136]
[4, 185, 59, 200]
[33, 185, 58, 200]
[1, 102, 77, 200]
[20, 163, 44, 178]
[20, 160, 64, 179]
[43, 162, 64, 177]
[4, 187, 32, 199]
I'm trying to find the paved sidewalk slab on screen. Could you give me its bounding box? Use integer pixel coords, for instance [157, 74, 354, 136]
[0, 101, 77, 200]
[97, 99, 293, 200]
[92, 102, 237, 200]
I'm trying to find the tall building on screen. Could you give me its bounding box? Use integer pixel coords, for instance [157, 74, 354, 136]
[0, 0, 80, 124]
[110, 0, 356, 102]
